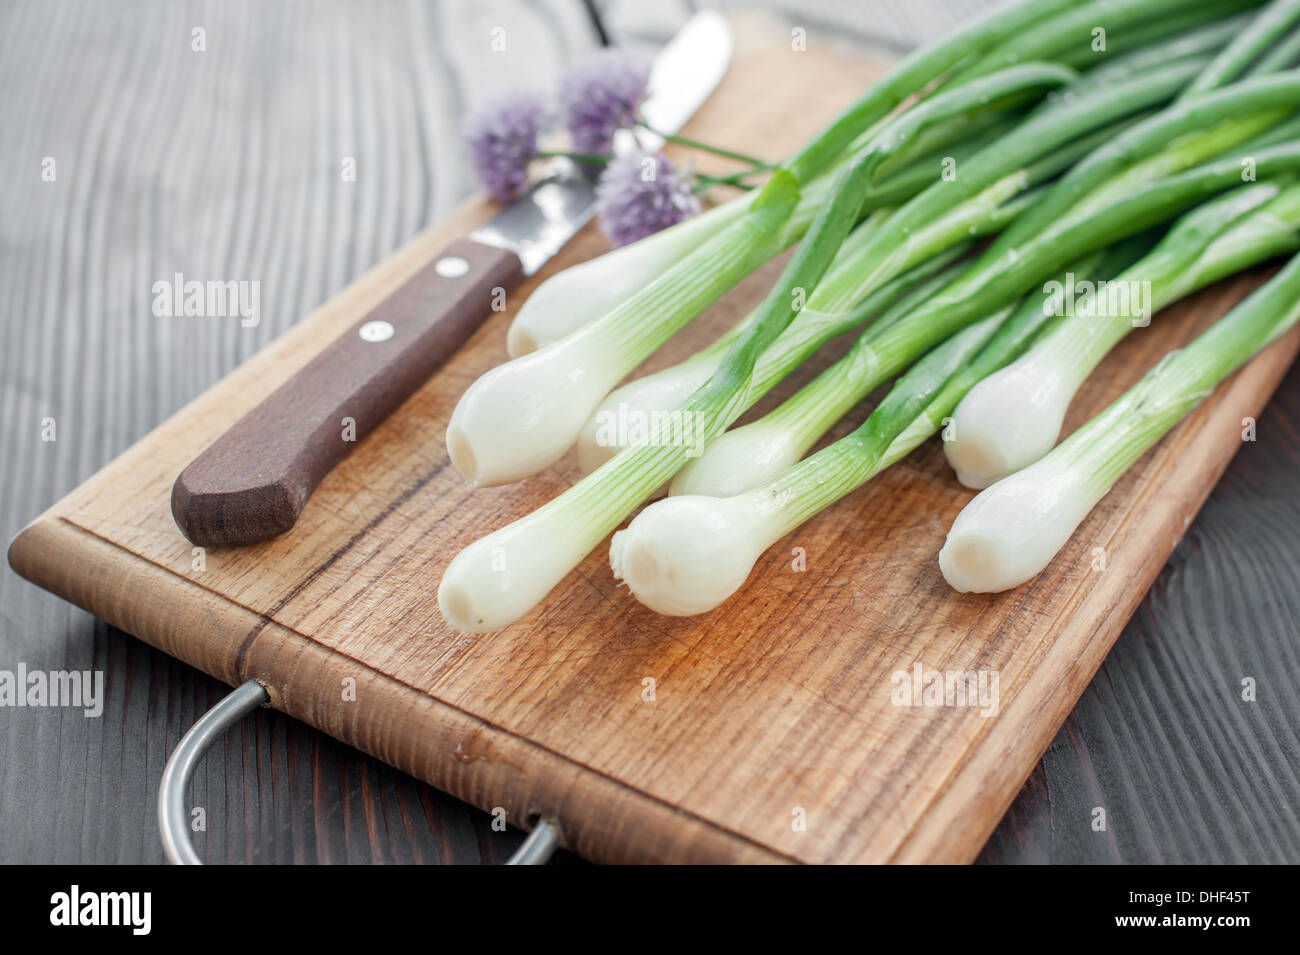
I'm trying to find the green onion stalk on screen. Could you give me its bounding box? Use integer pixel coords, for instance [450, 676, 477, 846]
[1250, 22, 1300, 74]
[574, 237, 976, 475]
[997, 71, 1300, 250]
[1067, 13, 1255, 89]
[780, 0, 1083, 183]
[940, 247, 1300, 593]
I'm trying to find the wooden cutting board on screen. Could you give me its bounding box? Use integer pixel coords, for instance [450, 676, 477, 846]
[10, 14, 1300, 865]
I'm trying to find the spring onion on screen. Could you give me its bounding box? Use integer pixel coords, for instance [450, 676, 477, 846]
[1178, 0, 1300, 99]
[438, 2, 1300, 633]
[1251, 23, 1300, 74]
[447, 178, 798, 487]
[940, 248, 1300, 593]
[779, 0, 1081, 185]
[994, 72, 1300, 254]
[505, 196, 750, 356]
[1074, 14, 1253, 90]
[944, 0, 1254, 86]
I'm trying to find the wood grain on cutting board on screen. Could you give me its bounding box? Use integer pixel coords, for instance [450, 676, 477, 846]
[9, 14, 1300, 864]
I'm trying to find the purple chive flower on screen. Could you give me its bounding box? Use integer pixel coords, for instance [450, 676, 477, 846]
[462, 93, 546, 202]
[596, 152, 700, 247]
[560, 49, 651, 155]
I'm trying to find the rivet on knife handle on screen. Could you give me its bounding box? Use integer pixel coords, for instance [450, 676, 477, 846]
[171, 238, 522, 547]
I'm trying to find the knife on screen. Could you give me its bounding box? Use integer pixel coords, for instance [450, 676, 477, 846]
[171, 11, 733, 547]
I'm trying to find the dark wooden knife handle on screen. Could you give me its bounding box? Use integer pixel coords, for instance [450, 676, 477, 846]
[172, 238, 522, 547]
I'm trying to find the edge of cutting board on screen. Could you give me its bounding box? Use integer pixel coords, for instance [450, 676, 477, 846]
[12, 290, 1299, 865]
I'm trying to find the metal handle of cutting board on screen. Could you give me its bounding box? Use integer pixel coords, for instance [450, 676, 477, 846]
[158, 679, 561, 865]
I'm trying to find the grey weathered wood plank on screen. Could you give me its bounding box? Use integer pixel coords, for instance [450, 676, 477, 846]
[2, 0, 1297, 864]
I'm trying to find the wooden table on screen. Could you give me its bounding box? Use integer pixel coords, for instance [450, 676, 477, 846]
[1, 0, 1296, 864]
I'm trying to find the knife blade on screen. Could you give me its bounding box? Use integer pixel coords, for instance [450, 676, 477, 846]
[171, 11, 733, 548]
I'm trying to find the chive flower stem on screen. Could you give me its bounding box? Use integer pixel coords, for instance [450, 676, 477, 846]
[636, 123, 768, 166]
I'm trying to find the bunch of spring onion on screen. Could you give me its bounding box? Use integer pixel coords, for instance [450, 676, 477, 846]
[611, 167, 1300, 615]
[439, 0, 1300, 632]
[940, 248, 1300, 592]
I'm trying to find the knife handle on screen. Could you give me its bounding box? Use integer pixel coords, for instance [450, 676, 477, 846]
[171, 238, 523, 547]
